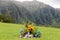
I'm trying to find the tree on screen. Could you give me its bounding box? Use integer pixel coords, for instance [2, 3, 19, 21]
[0, 14, 12, 23]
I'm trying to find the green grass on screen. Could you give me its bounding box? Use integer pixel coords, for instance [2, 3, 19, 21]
[0, 22, 60, 40]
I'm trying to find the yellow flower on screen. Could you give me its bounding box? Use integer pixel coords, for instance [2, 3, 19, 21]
[27, 25, 34, 32]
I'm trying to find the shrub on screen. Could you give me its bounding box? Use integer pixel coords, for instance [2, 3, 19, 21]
[0, 14, 12, 23]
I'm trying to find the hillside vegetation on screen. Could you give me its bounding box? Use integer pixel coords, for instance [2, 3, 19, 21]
[0, 1, 60, 26]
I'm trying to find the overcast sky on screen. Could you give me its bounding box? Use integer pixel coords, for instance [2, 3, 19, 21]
[15, 0, 60, 8]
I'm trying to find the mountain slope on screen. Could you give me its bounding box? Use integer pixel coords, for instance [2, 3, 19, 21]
[0, 1, 60, 26]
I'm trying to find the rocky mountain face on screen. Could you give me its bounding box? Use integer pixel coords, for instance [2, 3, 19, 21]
[0, 1, 60, 26]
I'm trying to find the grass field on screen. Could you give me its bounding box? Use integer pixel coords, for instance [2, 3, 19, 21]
[0, 22, 60, 40]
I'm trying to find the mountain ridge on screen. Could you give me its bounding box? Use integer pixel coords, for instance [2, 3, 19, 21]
[0, 1, 60, 26]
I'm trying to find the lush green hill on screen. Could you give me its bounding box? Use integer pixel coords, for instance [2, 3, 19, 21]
[0, 1, 60, 25]
[0, 22, 60, 40]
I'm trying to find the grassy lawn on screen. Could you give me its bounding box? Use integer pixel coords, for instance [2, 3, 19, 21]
[0, 22, 60, 40]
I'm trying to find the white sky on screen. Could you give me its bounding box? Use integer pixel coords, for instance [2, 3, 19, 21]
[16, 0, 60, 8]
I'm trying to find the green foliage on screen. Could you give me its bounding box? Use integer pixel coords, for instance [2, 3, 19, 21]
[32, 26, 39, 34]
[0, 14, 12, 23]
